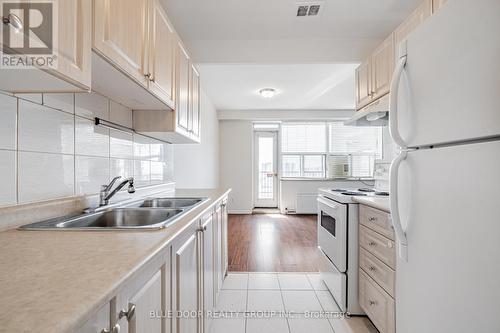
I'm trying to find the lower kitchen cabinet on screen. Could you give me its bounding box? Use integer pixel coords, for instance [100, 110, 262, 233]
[75, 194, 229, 333]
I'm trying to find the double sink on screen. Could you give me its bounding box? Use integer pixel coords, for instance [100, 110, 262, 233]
[20, 198, 208, 231]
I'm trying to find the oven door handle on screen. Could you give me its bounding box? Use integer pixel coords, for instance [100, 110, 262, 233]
[318, 197, 340, 210]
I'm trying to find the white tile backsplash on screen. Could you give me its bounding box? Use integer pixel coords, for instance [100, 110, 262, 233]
[43, 93, 74, 114]
[75, 92, 109, 120]
[18, 152, 74, 203]
[134, 160, 151, 186]
[109, 100, 132, 128]
[133, 134, 151, 160]
[75, 156, 110, 195]
[0, 150, 16, 206]
[75, 117, 110, 157]
[18, 100, 74, 155]
[110, 158, 134, 180]
[0, 93, 17, 150]
[0, 92, 173, 209]
[110, 130, 133, 159]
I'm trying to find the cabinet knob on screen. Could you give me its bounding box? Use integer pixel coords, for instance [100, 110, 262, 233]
[197, 226, 207, 232]
[368, 266, 376, 272]
[119, 304, 136, 322]
[368, 300, 377, 306]
[368, 216, 377, 222]
[144, 73, 152, 79]
[368, 241, 377, 247]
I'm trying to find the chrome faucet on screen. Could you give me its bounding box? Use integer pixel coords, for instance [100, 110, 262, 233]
[99, 176, 135, 207]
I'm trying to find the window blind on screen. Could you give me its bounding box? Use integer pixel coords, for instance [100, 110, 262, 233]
[281, 123, 327, 153]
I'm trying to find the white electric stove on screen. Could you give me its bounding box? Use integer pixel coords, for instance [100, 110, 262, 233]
[317, 187, 389, 315]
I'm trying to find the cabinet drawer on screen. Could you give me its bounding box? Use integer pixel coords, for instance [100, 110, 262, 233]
[360, 205, 394, 240]
[359, 247, 395, 297]
[359, 270, 395, 333]
[359, 225, 396, 269]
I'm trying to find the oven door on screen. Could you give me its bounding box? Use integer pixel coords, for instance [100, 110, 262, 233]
[317, 196, 348, 272]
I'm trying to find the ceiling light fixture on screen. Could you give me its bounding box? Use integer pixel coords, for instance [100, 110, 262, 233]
[259, 88, 277, 98]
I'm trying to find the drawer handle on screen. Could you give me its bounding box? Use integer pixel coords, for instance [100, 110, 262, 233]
[119, 304, 136, 322]
[368, 266, 377, 272]
[368, 241, 377, 247]
[368, 216, 378, 222]
[368, 300, 377, 306]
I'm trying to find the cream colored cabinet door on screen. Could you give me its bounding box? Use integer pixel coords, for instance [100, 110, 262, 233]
[201, 215, 215, 333]
[94, 0, 149, 87]
[432, 0, 448, 13]
[148, 0, 175, 108]
[125, 271, 162, 333]
[190, 65, 201, 140]
[371, 34, 394, 99]
[55, 0, 92, 88]
[176, 41, 190, 134]
[356, 59, 372, 110]
[394, 0, 432, 53]
[172, 229, 199, 333]
[214, 205, 223, 294]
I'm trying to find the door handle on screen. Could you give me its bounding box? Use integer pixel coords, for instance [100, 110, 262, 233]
[389, 40, 408, 149]
[390, 151, 408, 261]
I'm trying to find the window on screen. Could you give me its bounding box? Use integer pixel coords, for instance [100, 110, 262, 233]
[280, 121, 382, 179]
[328, 122, 382, 178]
[281, 123, 327, 178]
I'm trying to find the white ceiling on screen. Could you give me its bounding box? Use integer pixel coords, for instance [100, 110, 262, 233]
[161, 0, 421, 63]
[198, 63, 358, 110]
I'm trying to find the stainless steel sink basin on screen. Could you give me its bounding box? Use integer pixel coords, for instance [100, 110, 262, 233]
[20, 208, 184, 230]
[127, 197, 205, 209]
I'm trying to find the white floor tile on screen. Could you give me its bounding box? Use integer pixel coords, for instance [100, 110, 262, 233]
[278, 274, 313, 290]
[282, 291, 322, 313]
[216, 290, 247, 312]
[209, 317, 246, 333]
[222, 273, 249, 290]
[307, 274, 328, 291]
[288, 317, 334, 333]
[316, 291, 341, 312]
[246, 317, 289, 333]
[247, 290, 284, 311]
[248, 273, 280, 290]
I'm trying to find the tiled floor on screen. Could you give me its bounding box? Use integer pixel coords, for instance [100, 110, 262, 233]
[209, 272, 378, 333]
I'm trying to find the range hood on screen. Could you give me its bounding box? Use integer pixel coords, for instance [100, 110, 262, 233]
[344, 94, 389, 126]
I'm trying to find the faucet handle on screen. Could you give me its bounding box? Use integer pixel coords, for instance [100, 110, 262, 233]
[106, 176, 122, 190]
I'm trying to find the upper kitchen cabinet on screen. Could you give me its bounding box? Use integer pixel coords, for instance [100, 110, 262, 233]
[0, 0, 92, 93]
[355, 59, 372, 110]
[176, 40, 191, 135]
[148, 0, 176, 109]
[394, 0, 432, 54]
[370, 34, 394, 100]
[93, 0, 149, 87]
[190, 64, 201, 141]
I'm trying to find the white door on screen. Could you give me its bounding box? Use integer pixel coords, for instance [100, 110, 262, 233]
[254, 131, 278, 208]
[393, 0, 500, 148]
[392, 140, 500, 333]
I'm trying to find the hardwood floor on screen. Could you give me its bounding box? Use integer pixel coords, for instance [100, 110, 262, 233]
[227, 213, 322, 272]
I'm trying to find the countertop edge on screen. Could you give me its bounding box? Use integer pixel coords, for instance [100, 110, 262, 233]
[353, 196, 391, 213]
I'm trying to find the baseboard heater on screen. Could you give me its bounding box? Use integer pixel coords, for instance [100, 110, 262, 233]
[294, 193, 318, 214]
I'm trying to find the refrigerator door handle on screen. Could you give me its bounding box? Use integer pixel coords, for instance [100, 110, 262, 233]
[390, 150, 408, 261]
[389, 41, 408, 149]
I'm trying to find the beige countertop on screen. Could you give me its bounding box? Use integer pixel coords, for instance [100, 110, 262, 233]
[0, 188, 230, 333]
[353, 196, 391, 213]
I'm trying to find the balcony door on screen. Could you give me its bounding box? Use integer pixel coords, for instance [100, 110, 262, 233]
[254, 131, 278, 208]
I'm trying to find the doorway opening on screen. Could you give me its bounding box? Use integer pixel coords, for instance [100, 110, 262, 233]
[253, 130, 278, 208]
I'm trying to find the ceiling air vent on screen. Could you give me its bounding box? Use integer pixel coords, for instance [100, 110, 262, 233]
[295, 2, 323, 17]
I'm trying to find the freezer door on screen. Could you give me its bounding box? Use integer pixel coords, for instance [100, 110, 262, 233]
[393, 0, 500, 148]
[394, 140, 500, 333]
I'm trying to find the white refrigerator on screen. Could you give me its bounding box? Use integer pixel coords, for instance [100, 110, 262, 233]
[389, 0, 500, 332]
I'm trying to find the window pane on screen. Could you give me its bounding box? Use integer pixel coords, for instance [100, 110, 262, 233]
[303, 155, 325, 178]
[282, 155, 301, 177]
[282, 123, 326, 153]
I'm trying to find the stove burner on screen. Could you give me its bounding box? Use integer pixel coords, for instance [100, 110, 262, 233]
[341, 192, 368, 196]
[331, 189, 347, 192]
[375, 192, 389, 196]
[358, 188, 375, 192]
